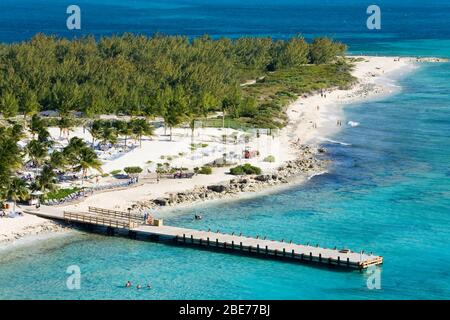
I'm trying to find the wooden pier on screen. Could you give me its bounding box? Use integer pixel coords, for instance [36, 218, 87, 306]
[25, 206, 383, 270]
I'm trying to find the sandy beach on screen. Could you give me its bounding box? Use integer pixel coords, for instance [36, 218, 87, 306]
[0, 56, 424, 243]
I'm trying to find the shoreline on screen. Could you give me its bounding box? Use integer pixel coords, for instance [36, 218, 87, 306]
[0, 55, 438, 245]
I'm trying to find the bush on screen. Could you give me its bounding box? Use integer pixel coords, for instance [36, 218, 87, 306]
[45, 188, 80, 201]
[198, 166, 212, 175]
[110, 170, 122, 175]
[263, 155, 276, 163]
[230, 164, 262, 175]
[124, 166, 143, 176]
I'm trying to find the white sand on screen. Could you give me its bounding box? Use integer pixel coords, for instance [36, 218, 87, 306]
[0, 56, 421, 241]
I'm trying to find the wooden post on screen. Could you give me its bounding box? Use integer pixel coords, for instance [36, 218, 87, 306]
[183, 234, 186, 243]
[257, 244, 260, 253]
[207, 237, 210, 246]
[310, 252, 313, 261]
[232, 241, 234, 249]
[216, 239, 219, 247]
[199, 238, 202, 246]
[347, 257, 350, 267]
[240, 242, 243, 250]
[319, 253, 322, 262]
[265, 245, 268, 254]
[292, 249, 295, 258]
[337, 256, 340, 266]
[190, 235, 194, 243]
[283, 248, 286, 257]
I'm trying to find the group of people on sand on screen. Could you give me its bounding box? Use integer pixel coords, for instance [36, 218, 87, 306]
[125, 281, 152, 290]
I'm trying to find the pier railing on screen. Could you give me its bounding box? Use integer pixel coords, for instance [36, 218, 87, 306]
[63, 211, 139, 229]
[88, 206, 144, 224]
[173, 233, 383, 270]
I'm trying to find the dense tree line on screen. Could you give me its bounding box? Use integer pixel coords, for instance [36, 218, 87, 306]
[0, 34, 346, 122]
[0, 33, 349, 204]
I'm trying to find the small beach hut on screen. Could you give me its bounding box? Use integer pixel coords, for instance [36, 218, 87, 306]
[29, 191, 44, 206]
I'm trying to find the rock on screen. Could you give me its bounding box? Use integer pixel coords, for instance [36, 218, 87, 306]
[255, 175, 271, 182]
[207, 185, 227, 193]
[154, 198, 169, 206]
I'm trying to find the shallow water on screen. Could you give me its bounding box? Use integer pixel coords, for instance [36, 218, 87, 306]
[0, 0, 450, 300]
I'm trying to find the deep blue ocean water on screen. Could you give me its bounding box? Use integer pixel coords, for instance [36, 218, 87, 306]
[0, 1, 449, 299]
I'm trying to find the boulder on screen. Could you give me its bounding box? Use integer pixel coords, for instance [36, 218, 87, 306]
[255, 175, 271, 182]
[207, 185, 227, 193]
[154, 198, 169, 206]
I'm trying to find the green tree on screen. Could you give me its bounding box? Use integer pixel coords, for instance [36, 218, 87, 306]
[7, 177, 29, 213]
[26, 140, 48, 169]
[57, 116, 75, 139]
[34, 164, 56, 192]
[130, 119, 153, 147]
[0, 126, 24, 200]
[73, 147, 103, 185]
[100, 126, 118, 146]
[0, 92, 19, 118]
[23, 92, 41, 119]
[309, 37, 347, 64]
[163, 87, 188, 141]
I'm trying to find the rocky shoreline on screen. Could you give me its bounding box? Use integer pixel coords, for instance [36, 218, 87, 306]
[136, 144, 329, 210]
[0, 220, 66, 245]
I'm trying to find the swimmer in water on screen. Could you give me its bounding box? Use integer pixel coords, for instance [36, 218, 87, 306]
[125, 281, 132, 288]
[137, 284, 142, 290]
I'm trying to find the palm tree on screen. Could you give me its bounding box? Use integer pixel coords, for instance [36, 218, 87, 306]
[88, 121, 104, 145]
[34, 164, 56, 192]
[74, 147, 103, 186]
[114, 121, 133, 148]
[29, 115, 45, 139]
[0, 127, 24, 200]
[57, 116, 75, 139]
[49, 151, 66, 171]
[131, 119, 153, 147]
[100, 127, 118, 147]
[64, 137, 88, 172]
[26, 140, 48, 169]
[7, 178, 29, 213]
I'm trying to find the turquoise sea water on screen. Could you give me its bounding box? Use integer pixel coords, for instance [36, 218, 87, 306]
[0, 1, 450, 299]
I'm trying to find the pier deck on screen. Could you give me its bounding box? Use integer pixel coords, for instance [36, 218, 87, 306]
[25, 206, 383, 270]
